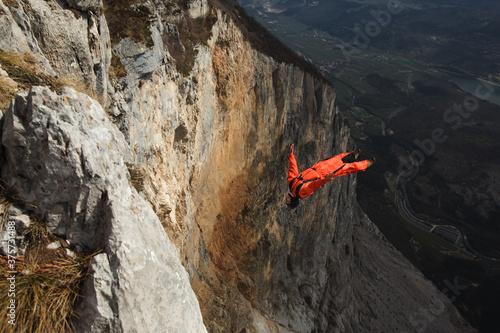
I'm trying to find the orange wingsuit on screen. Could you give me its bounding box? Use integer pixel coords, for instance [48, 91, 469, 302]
[288, 146, 370, 199]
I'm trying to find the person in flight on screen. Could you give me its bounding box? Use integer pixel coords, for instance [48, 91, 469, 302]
[286, 144, 374, 208]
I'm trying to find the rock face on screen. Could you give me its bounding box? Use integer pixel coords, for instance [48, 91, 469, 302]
[0, 0, 475, 332]
[0, 0, 110, 95]
[2, 86, 207, 332]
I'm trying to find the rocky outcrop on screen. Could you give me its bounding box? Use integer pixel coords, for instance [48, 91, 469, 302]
[0, 0, 110, 96]
[2, 86, 207, 332]
[0, 0, 476, 332]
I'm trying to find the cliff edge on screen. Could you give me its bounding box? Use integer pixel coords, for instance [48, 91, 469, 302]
[0, 0, 475, 332]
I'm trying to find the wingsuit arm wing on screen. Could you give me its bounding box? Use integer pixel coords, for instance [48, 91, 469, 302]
[288, 151, 299, 185]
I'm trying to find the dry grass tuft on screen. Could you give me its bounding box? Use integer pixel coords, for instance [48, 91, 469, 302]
[3, 0, 20, 10]
[109, 51, 127, 81]
[127, 163, 146, 192]
[0, 50, 98, 109]
[0, 183, 98, 332]
[102, 0, 154, 47]
[23, 217, 50, 248]
[0, 182, 23, 230]
[0, 252, 95, 333]
[0, 74, 18, 111]
[0, 51, 48, 89]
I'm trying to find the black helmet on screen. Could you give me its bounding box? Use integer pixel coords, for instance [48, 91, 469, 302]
[286, 193, 300, 209]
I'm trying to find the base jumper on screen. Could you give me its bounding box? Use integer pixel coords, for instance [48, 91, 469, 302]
[286, 144, 374, 208]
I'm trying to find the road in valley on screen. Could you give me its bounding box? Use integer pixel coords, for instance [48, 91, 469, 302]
[395, 177, 499, 261]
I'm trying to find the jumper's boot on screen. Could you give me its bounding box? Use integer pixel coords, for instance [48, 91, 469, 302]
[343, 149, 361, 163]
[367, 158, 375, 168]
[354, 149, 361, 160]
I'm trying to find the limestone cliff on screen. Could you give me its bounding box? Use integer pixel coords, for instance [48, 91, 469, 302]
[0, 0, 475, 332]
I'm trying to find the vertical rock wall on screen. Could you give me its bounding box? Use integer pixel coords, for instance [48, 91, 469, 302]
[117, 9, 363, 331]
[1, 0, 360, 330]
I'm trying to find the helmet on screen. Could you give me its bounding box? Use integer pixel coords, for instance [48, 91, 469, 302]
[286, 193, 300, 209]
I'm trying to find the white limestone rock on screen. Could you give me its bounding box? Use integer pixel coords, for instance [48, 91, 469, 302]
[0, 0, 111, 97]
[1, 86, 207, 333]
[187, 0, 210, 19]
[66, 0, 100, 12]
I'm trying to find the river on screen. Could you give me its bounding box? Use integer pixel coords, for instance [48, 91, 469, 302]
[448, 75, 500, 107]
